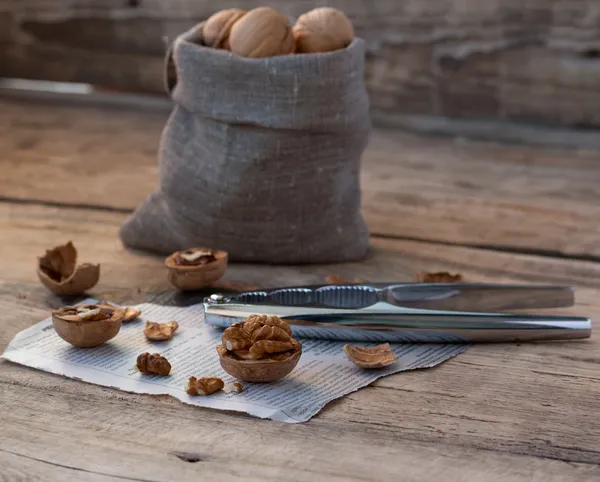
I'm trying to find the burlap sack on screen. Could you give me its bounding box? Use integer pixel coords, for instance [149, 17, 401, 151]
[120, 24, 371, 263]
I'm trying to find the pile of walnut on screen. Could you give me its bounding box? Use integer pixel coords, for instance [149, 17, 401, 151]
[200, 6, 354, 58]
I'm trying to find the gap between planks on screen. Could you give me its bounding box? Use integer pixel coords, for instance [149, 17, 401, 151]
[2, 195, 600, 266]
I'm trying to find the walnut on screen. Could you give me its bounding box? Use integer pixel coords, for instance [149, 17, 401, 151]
[144, 321, 179, 341]
[52, 304, 125, 348]
[414, 272, 464, 283]
[37, 241, 99, 296]
[165, 248, 228, 291]
[229, 7, 295, 58]
[343, 343, 397, 369]
[218, 315, 302, 382]
[186, 376, 224, 396]
[202, 8, 247, 49]
[136, 353, 171, 376]
[293, 7, 354, 54]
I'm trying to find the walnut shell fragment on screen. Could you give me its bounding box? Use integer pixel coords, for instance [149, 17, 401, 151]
[414, 272, 464, 283]
[186, 376, 224, 396]
[136, 352, 171, 376]
[52, 304, 125, 348]
[37, 241, 99, 296]
[165, 248, 228, 291]
[217, 315, 302, 382]
[344, 343, 397, 369]
[144, 321, 179, 341]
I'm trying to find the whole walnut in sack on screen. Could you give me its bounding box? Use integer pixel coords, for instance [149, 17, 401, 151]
[120, 16, 370, 264]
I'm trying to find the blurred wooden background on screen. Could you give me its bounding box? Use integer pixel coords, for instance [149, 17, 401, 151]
[2, 0, 600, 130]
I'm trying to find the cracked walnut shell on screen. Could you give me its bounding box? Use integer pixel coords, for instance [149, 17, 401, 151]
[186, 376, 224, 396]
[144, 321, 179, 341]
[37, 241, 99, 296]
[136, 353, 171, 376]
[217, 315, 302, 382]
[52, 304, 125, 348]
[165, 248, 228, 291]
[344, 343, 397, 369]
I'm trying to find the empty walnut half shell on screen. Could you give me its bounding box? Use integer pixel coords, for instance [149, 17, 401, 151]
[52, 304, 125, 348]
[38, 241, 100, 296]
[165, 248, 228, 291]
[344, 343, 397, 369]
[217, 315, 302, 382]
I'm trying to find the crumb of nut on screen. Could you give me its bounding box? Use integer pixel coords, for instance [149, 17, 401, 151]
[436, 428, 442, 433]
[344, 343, 397, 369]
[144, 321, 179, 341]
[217, 314, 302, 382]
[414, 271, 464, 283]
[223, 382, 244, 394]
[136, 352, 171, 375]
[186, 376, 224, 396]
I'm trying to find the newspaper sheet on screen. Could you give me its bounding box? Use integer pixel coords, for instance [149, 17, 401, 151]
[2, 300, 468, 423]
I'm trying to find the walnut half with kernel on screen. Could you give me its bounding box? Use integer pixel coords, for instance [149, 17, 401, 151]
[52, 304, 124, 348]
[165, 248, 228, 291]
[217, 315, 302, 383]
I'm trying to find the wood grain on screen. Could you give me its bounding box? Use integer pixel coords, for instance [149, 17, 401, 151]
[2, 96, 600, 259]
[2, 0, 600, 127]
[1, 202, 600, 477]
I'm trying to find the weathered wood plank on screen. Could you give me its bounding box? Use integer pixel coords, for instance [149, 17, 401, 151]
[2, 96, 600, 258]
[1, 374, 599, 482]
[2, 0, 600, 127]
[1, 202, 600, 475]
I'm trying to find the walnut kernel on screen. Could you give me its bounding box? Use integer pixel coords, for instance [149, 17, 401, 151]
[137, 353, 171, 375]
[223, 382, 244, 394]
[144, 321, 179, 341]
[186, 376, 224, 396]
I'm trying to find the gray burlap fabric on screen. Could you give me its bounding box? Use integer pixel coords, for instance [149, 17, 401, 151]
[120, 24, 371, 263]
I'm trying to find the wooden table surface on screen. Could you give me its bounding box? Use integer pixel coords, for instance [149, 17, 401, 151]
[1, 94, 600, 481]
